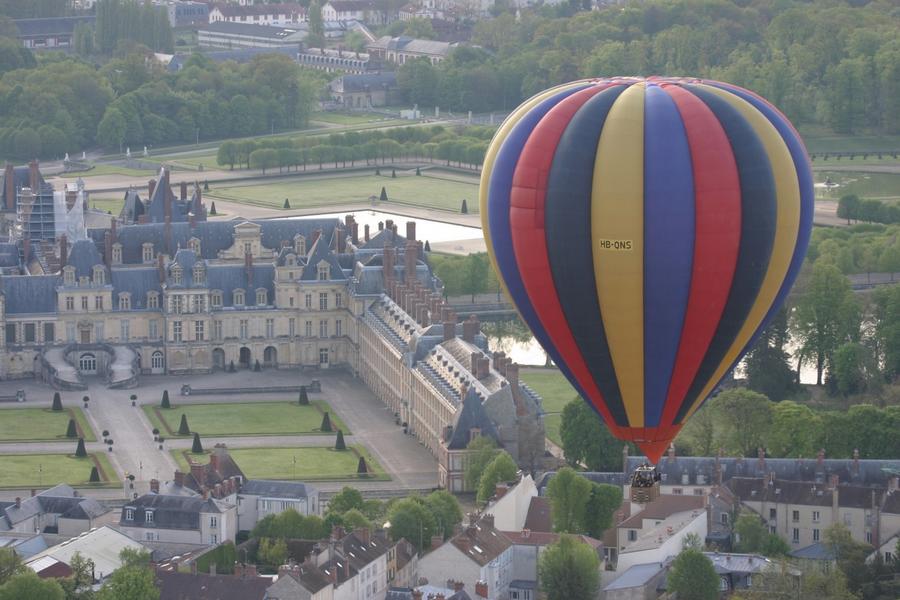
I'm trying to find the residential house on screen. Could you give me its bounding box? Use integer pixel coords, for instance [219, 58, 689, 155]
[329, 72, 397, 107]
[417, 515, 513, 600]
[12, 16, 95, 50]
[118, 494, 237, 547]
[178, 444, 245, 498]
[703, 552, 800, 595]
[155, 570, 271, 600]
[235, 479, 319, 532]
[366, 36, 458, 65]
[602, 562, 667, 600]
[482, 474, 537, 533]
[789, 542, 838, 572]
[500, 530, 602, 600]
[727, 475, 900, 551]
[614, 495, 708, 572]
[387, 538, 418, 589]
[322, 1, 391, 26]
[266, 560, 334, 600]
[24, 526, 147, 582]
[0, 532, 47, 560]
[208, 2, 306, 26]
[198, 21, 307, 49]
[0, 484, 113, 537]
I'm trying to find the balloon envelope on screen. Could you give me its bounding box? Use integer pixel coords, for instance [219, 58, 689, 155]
[479, 77, 813, 463]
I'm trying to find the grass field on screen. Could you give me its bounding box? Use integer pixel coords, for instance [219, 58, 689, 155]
[0, 453, 117, 488]
[209, 173, 478, 213]
[143, 400, 348, 438]
[521, 368, 578, 444]
[814, 171, 900, 203]
[311, 112, 390, 126]
[66, 164, 155, 178]
[171, 445, 387, 481]
[799, 128, 900, 154]
[89, 196, 124, 214]
[0, 407, 95, 442]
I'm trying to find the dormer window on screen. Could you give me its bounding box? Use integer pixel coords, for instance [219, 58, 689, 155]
[92, 265, 106, 285]
[189, 237, 201, 255]
[125, 508, 134, 521]
[256, 288, 267, 306]
[147, 292, 159, 309]
[171, 265, 183, 286]
[145, 510, 154, 524]
[142, 243, 154, 263]
[318, 264, 330, 281]
[211, 290, 223, 308]
[119, 293, 131, 310]
[286, 254, 296, 267]
[112, 243, 122, 265]
[294, 234, 306, 255]
[63, 266, 75, 285]
[243, 242, 252, 256]
[234, 289, 245, 306]
[193, 263, 205, 285]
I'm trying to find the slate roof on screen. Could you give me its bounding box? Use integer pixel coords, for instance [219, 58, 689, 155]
[1, 275, 59, 314]
[0, 243, 20, 268]
[12, 16, 95, 37]
[299, 235, 346, 282]
[111, 268, 162, 309]
[727, 477, 888, 510]
[121, 494, 225, 531]
[1, 485, 107, 529]
[120, 189, 144, 223]
[602, 562, 665, 591]
[169, 46, 302, 71]
[704, 552, 777, 575]
[67, 239, 105, 279]
[447, 386, 499, 450]
[617, 495, 706, 530]
[155, 570, 270, 600]
[200, 20, 304, 39]
[449, 518, 511, 567]
[240, 480, 314, 499]
[790, 542, 837, 561]
[332, 72, 396, 93]
[206, 263, 275, 306]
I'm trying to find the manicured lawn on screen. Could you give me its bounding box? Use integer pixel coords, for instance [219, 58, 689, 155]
[208, 173, 478, 213]
[814, 171, 900, 203]
[311, 112, 387, 126]
[522, 368, 579, 445]
[0, 407, 95, 442]
[171, 445, 387, 481]
[799, 128, 900, 154]
[66, 164, 155, 178]
[143, 400, 348, 437]
[88, 196, 124, 215]
[0, 453, 117, 488]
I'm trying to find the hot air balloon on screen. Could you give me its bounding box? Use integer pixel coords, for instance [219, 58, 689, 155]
[480, 77, 813, 463]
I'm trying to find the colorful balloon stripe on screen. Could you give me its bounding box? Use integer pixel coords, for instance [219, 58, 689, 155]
[479, 77, 813, 463]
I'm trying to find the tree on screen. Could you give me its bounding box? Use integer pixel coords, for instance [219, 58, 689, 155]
[559, 399, 630, 471]
[66, 418, 78, 438]
[258, 537, 288, 568]
[0, 548, 23, 585]
[0, 571, 64, 600]
[191, 432, 203, 454]
[298, 386, 309, 405]
[767, 401, 822, 458]
[335, 429, 346, 450]
[341, 508, 372, 532]
[89, 466, 100, 483]
[96, 108, 126, 152]
[538, 535, 600, 600]
[873, 284, 900, 379]
[161, 390, 170, 409]
[327, 487, 364, 515]
[461, 253, 489, 302]
[424, 240, 431, 252]
[307, 0, 325, 48]
[60, 551, 96, 600]
[320, 412, 333, 432]
[386, 498, 436, 552]
[216, 141, 238, 170]
[546, 467, 592, 534]
[666, 548, 719, 600]
[825, 523, 870, 593]
[837, 194, 861, 225]
[178, 414, 190, 436]
[476, 451, 518, 504]
[792, 263, 860, 385]
[424, 490, 463, 540]
[744, 307, 796, 401]
[584, 483, 621, 538]
[249, 148, 278, 174]
[75, 438, 87, 458]
[52, 392, 63, 411]
[831, 342, 876, 396]
[380, 186, 388, 202]
[734, 513, 767, 553]
[463, 436, 498, 490]
[713, 389, 772, 457]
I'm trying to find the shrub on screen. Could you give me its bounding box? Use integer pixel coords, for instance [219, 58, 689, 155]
[320, 412, 333, 432]
[380, 186, 388, 202]
[52, 392, 63, 411]
[357, 456, 369, 475]
[66, 419, 77, 438]
[299, 386, 309, 405]
[460, 199, 468, 214]
[192, 432, 203, 454]
[178, 414, 191, 436]
[89, 466, 100, 482]
[209, 201, 217, 215]
[75, 438, 87, 457]
[335, 429, 346, 450]
[283, 198, 291, 209]
[161, 390, 170, 408]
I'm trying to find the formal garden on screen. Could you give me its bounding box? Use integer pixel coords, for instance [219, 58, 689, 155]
[0, 406, 95, 442]
[0, 452, 117, 488]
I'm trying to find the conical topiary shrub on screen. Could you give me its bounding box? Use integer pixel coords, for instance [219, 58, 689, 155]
[380, 186, 388, 202]
[161, 390, 170, 409]
[89, 466, 100, 483]
[75, 438, 87, 458]
[192, 432, 203, 454]
[320, 412, 333, 433]
[178, 414, 190, 436]
[204, 179, 209, 192]
[66, 419, 77, 438]
[283, 198, 291, 209]
[209, 201, 217, 215]
[357, 456, 368, 475]
[460, 198, 468, 214]
[415, 167, 421, 176]
[391, 169, 396, 178]
[424, 240, 431, 252]
[298, 386, 309, 406]
[52, 392, 63, 411]
[335, 429, 346, 450]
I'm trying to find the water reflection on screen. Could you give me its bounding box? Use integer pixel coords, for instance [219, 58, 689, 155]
[294, 210, 483, 243]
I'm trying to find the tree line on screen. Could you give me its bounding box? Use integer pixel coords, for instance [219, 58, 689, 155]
[397, 0, 900, 135]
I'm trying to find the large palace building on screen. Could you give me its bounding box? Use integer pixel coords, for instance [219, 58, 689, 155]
[0, 164, 545, 491]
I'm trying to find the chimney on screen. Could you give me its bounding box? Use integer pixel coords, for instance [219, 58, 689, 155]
[149, 479, 160, 493]
[351, 222, 359, 245]
[111, 219, 118, 244]
[174, 470, 185, 487]
[157, 254, 165, 284]
[852, 449, 860, 475]
[476, 357, 490, 379]
[28, 160, 39, 190]
[475, 581, 488, 598]
[148, 179, 157, 199]
[104, 231, 112, 267]
[829, 474, 839, 490]
[209, 452, 220, 474]
[493, 351, 507, 376]
[14, 497, 20, 509]
[164, 215, 172, 254]
[337, 227, 346, 253]
[622, 445, 629, 475]
[244, 564, 257, 578]
[190, 462, 205, 486]
[180, 180, 187, 201]
[201, 488, 209, 500]
[817, 448, 825, 468]
[59, 235, 67, 268]
[385, 219, 393, 231]
[4, 163, 13, 210]
[354, 526, 370, 544]
[405, 240, 418, 282]
[214, 483, 223, 498]
[364, 224, 370, 241]
[462, 315, 480, 343]
[378, 221, 384, 231]
[245, 252, 253, 287]
[406, 221, 416, 241]
[163, 170, 173, 220]
[392, 224, 398, 235]
[494, 483, 508, 500]
[443, 315, 456, 342]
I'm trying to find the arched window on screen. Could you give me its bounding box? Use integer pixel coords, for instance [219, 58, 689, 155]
[79, 353, 96, 373]
[151, 351, 165, 370]
[233, 289, 245, 306]
[256, 288, 267, 306]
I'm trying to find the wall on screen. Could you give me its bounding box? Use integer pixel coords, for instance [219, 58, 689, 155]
[616, 513, 707, 573]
